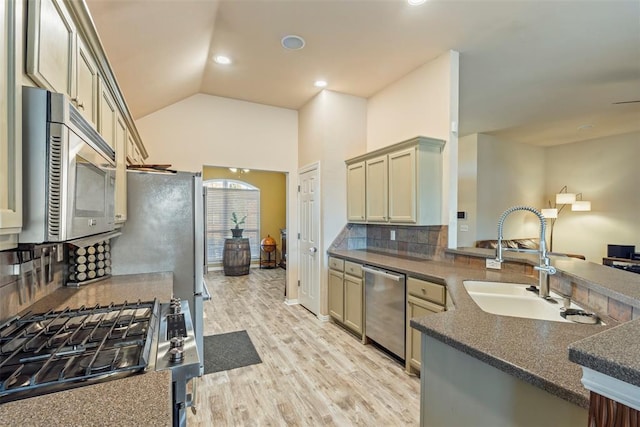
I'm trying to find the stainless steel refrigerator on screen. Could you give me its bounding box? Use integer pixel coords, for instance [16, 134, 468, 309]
[110, 170, 209, 375]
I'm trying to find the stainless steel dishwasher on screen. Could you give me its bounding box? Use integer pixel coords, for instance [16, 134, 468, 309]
[362, 265, 406, 360]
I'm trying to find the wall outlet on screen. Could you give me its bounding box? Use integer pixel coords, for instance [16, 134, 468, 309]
[460, 225, 469, 232]
[390, 230, 396, 241]
[486, 258, 502, 270]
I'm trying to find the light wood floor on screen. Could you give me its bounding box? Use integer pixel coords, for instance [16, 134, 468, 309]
[188, 268, 420, 426]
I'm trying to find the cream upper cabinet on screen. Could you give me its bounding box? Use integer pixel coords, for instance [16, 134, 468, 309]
[114, 112, 127, 224]
[388, 147, 416, 223]
[365, 155, 388, 222]
[346, 136, 445, 225]
[346, 161, 366, 222]
[26, 0, 76, 97]
[74, 36, 98, 128]
[98, 78, 116, 149]
[0, 0, 21, 250]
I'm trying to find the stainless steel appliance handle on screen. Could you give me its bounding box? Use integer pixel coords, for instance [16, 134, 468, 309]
[362, 266, 403, 282]
[201, 277, 212, 301]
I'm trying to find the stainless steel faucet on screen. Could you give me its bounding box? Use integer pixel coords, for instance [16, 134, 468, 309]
[495, 206, 557, 298]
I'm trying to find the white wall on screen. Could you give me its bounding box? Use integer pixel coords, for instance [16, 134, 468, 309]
[476, 134, 546, 241]
[136, 93, 300, 298]
[298, 90, 367, 315]
[366, 51, 460, 246]
[545, 131, 640, 262]
[457, 134, 478, 247]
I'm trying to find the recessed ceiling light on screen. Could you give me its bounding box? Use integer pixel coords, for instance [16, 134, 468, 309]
[314, 80, 327, 88]
[214, 55, 232, 65]
[281, 35, 305, 50]
[408, 0, 427, 4]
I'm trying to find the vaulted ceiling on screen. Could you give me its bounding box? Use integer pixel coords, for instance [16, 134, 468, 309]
[86, 0, 640, 146]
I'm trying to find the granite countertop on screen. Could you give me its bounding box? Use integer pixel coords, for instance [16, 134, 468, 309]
[0, 371, 172, 427]
[328, 248, 640, 409]
[0, 272, 174, 425]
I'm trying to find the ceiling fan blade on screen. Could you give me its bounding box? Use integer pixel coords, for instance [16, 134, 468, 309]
[612, 100, 640, 104]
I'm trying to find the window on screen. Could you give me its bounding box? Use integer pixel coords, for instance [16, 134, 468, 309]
[204, 179, 260, 265]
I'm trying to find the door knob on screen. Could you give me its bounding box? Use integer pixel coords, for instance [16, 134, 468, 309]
[309, 247, 317, 253]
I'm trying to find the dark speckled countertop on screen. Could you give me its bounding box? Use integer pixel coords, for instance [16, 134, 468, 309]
[0, 272, 174, 426]
[328, 248, 640, 409]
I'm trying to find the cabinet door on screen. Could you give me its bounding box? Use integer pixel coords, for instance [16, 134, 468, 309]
[126, 133, 136, 165]
[0, 0, 21, 250]
[365, 155, 388, 222]
[347, 162, 366, 222]
[75, 36, 98, 128]
[328, 269, 345, 322]
[114, 113, 127, 224]
[388, 147, 416, 223]
[406, 295, 444, 373]
[344, 274, 363, 334]
[26, 0, 76, 96]
[98, 78, 116, 149]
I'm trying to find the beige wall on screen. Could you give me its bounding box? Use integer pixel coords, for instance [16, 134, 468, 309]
[545, 131, 640, 262]
[203, 167, 286, 261]
[299, 90, 367, 315]
[366, 51, 460, 246]
[476, 134, 546, 241]
[458, 131, 638, 263]
[136, 93, 300, 299]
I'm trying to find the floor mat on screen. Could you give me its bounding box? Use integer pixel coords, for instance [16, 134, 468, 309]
[203, 330, 262, 375]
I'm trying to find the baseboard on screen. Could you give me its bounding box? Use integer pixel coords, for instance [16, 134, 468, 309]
[317, 314, 331, 322]
[285, 298, 299, 306]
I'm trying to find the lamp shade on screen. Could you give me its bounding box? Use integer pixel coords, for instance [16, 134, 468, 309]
[571, 201, 591, 211]
[556, 193, 576, 204]
[541, 208, 558, 218]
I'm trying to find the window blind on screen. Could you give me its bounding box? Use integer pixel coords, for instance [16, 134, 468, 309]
[204, 180, 260, 264]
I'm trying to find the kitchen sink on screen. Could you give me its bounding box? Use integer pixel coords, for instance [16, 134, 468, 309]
[463, 281, 603, 324]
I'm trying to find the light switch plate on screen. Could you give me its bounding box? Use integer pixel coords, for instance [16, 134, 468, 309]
[460, 225, 469, 232]
[486, 258, 502, 270]
[390, 230, 396, 241]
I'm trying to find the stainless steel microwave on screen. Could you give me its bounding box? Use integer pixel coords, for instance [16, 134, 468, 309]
[20, 87, 116, 243]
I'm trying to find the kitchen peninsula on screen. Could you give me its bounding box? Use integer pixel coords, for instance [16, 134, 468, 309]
[328, 247, 640, 426]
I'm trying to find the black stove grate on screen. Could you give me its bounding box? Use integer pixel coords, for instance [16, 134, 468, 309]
[0, 300, 158, 403]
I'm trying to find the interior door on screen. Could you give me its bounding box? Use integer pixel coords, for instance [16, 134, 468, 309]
[298, 165, 320, 315]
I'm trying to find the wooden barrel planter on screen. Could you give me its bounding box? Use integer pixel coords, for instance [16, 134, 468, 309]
[223, 238, 251, 276]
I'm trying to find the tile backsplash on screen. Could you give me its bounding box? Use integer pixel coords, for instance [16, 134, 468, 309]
[331, 223, 448, 260]
[0, 247, 65, 321]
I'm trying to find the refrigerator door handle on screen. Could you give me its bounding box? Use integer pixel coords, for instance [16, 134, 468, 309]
[199, 277, 212, 301]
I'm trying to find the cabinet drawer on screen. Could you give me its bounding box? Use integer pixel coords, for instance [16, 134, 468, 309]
[328, 257, 344, 271]
[344, 261, 362, 277]
[407, 277, 445, 305]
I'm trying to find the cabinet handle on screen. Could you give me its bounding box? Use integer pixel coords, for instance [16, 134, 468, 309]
[115, 214, 122, 219]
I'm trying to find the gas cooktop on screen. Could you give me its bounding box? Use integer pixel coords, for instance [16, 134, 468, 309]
[0, 300, 158, 403]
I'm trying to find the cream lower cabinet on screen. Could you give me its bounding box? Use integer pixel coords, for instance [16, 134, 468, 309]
[345, 136, 445, 225]
[328, 257, 363, 337]
[344, 268, 364, 335]
[328, 268, 344, 322]
[406, 277, 446, 375]
[0, 0, 21, 250]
